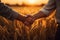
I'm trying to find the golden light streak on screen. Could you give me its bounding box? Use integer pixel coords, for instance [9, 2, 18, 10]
[1, 0, 48, 5]
[23, 0, 48, 5]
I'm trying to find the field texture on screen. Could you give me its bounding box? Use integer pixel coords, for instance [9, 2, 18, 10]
[0, 6, 57, 40]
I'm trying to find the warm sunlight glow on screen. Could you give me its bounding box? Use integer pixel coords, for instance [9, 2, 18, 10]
[1, 0, 23, 5]
[28, 0, 37, 4]
[23, 0, 38, 5]
[2, 0, 48, 5]
[23, 0, 48, 5]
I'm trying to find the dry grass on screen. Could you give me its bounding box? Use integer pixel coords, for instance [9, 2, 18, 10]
[0, 6, 58, 40]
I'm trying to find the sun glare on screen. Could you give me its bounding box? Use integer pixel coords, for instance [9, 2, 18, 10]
[2, 0, 48, 5]
[28, 0, 36, 4]
[23, 0, 48, 5]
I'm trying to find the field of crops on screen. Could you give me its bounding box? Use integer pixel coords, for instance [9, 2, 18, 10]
[0, 6, 58, 40]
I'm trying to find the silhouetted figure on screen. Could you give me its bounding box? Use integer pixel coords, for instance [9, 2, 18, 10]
[0, 2, 26, 22]
[24, 0, 60, 40]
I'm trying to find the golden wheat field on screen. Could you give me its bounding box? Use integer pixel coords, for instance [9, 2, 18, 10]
[0, 6, 58, 40]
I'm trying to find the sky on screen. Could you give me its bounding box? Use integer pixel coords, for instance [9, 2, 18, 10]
[1, 0, 48, 5]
